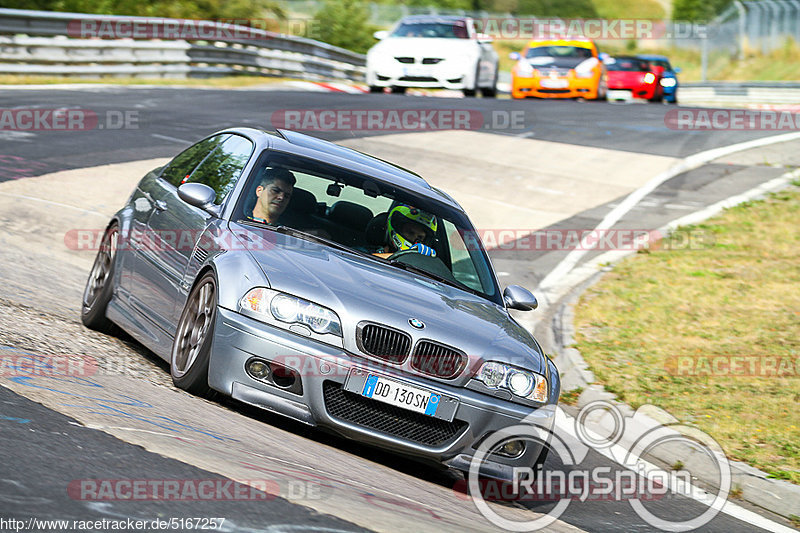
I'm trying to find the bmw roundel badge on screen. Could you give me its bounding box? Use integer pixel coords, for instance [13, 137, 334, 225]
[408, 318, 425, 329]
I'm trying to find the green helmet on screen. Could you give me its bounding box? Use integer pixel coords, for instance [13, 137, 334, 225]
[386, 204, 438, 252]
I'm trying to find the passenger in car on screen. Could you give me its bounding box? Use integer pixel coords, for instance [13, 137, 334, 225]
[249, 167, 295, 224]
[374, 204, 438, 258]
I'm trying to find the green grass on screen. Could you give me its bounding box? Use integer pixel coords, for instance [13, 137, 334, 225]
[494, 37, 800, 83]
[592, 0, 666, 19]
[573, 186, 800, 485]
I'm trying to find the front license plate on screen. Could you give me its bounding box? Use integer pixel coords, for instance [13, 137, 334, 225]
[403, 66, 427, 77]
[608, 89, 633, 100]
[362, 375, 440, 416]
[541, 79, 568, 88]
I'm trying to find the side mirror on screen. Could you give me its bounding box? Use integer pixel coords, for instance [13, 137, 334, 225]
[673, 66, 681, 73]
[503, 285, 538, 311]
[178, 183, 217, 215]
[476, 33, 493, 43]
[509, 51, 521, 61]
[373, 30, 389, 40]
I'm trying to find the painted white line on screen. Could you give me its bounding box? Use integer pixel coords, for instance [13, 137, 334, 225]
[536, 131, 800, 296]
[553, 416, 798, 533]
[538, 167, 800, 308]
[0, 191, 108, 218]
[152, 133, 192, 144]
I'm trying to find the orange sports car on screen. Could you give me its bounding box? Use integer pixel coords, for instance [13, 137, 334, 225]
[510, 38, 607, 100]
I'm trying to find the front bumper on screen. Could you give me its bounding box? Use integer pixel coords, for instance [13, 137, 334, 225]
[366, 61, 471, 90]
[512, 75, 598, 99]
[209, 307, 555, 476]
[609, 83, 658, 100]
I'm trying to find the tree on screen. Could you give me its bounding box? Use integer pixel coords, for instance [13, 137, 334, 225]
[673, 0, 732, 21]
[310, 0, 378, 54]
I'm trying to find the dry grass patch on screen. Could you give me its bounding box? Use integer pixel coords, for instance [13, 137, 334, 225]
[573, 185, 800, 484]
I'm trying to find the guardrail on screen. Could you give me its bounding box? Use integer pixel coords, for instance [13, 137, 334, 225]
[0, 8, 366, 80]
[678, 82, 800, 106]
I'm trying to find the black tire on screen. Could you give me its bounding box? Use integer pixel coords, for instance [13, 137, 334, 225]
[369, 85, 383, 93]
[481, 68, 499, 98]
[81, 223, 119, 333]
[595, 77, 608, 101]
[390, 86, 406, 94]
[170, 271, 217, 396]
[463, 63, 480, 97]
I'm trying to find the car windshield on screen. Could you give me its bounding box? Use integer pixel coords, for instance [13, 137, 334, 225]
[526, 45, 593, 59]
[390, 21, 469, 39]
[606, 58, 650, 71]
[233, 150, 501, 304]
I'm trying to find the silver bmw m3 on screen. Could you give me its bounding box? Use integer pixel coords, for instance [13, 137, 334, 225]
[82, 127, 560, 479]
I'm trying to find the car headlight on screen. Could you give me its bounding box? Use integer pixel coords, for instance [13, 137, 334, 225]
[515, 60, 535, 78]
[240, 288, 342, 336]
[660, 77, 676, 88]
[644, 72, 656, 84]
[574, 68, 595, 79]
[476, 361, 548, 403]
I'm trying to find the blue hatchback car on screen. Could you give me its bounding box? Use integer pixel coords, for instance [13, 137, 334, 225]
[637, 54, 680, 103]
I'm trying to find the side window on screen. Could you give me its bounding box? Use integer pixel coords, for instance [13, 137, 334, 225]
[443, 219, 482, 291]
[160, 134, 228, 187]
[186, 135, 254, 204]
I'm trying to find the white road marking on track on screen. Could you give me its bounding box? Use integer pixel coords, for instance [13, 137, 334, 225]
[152, 133, 192, 144]
[536, 131, 800, 295]
[554, 416, 798, 533]
[0, 191, 107, 217]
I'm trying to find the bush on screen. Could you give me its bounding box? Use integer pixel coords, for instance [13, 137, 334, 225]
[310, 0, 378, 54]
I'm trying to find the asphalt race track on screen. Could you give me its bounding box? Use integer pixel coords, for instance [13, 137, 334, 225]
[0, 87, 797, 533]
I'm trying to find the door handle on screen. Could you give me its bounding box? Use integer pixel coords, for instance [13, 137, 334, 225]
[154, 200, 168, 211]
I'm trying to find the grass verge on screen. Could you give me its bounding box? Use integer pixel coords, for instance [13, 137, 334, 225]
[573, 185, 800, 484]
[494, 37, 800, 82]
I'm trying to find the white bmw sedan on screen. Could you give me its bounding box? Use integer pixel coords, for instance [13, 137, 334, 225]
[366, 15, 499, 97]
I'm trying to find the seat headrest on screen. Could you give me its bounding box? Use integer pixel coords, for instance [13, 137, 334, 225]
[286, 188, 316, 214]
[328, 201, 373, 230]
[365, 211, 389, 246]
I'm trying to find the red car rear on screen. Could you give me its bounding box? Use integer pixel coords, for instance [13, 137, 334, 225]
[605, 56, 662, 101]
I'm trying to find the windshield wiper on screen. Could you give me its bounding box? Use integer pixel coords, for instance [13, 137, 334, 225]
[236, 220, 378, 259]
[386, 259, 483, 297]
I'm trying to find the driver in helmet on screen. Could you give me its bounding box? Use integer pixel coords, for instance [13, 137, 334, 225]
[374, 204, 438, 259]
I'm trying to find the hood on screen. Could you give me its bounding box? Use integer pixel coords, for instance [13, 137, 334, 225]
[235, 223, 546, 381]
[527, 55, 589, 70]
[369, 37, 477, 59]
[607, 70, 648, 87]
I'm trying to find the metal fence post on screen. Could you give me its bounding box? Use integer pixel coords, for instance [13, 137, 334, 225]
[734, 0, 747, 59]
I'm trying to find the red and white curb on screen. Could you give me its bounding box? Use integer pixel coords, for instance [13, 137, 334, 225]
[285, 81, 368, 93]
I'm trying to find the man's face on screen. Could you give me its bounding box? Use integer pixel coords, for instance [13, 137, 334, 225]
[399, 220, 428, 244]
[256, 179, 293, 221]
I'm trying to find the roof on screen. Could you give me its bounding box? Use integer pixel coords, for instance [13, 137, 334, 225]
[525, 37, 595, 47]
[636, 54, 670, 60]
[398, 15, 469, 23]
[229, 128, 461, 210]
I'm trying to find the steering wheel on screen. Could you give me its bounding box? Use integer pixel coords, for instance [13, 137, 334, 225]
[386, 249, 420, 261]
